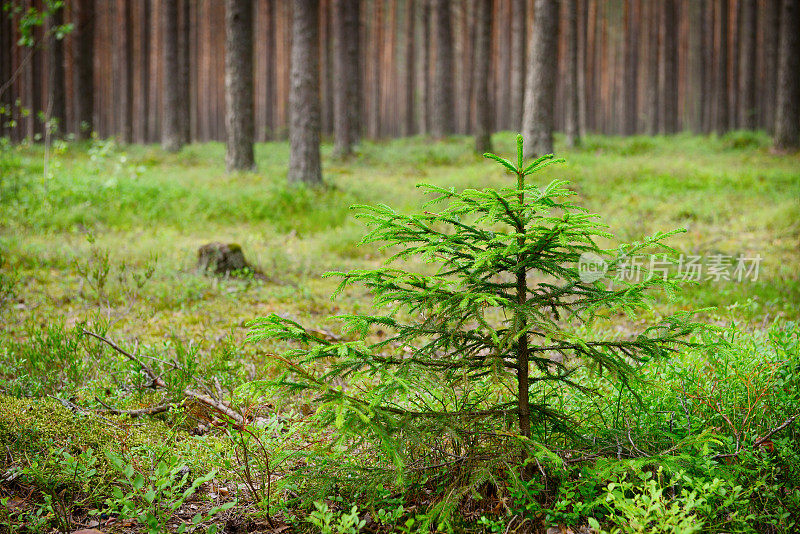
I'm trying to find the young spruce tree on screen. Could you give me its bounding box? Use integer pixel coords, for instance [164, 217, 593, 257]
[248, 136, 701, 463]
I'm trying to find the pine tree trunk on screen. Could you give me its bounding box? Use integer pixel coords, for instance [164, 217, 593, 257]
[73, 0, 95, 140]
[180, 0, 192, 144]
[139, 0, 150, 143]
[29, 7, 43, 142]
[762, 0, 779, 133]
[333, 0, 360, 156]
[224, 0, 255, 171]
[404, 0, 416, 136]
[289, 0, 322, 184]
[419, 0, 430, 134]
[47, 4, 66, 138]
[622, 0, 637, 136]
[510, 0, 526, 131]
[264, 0, 276, 139]
[522, 0, 559, 158]
[431, 0, 454, 138]
[716, 0, 729, 133]
[661, 0, 678, 134]
[0, 7, 11, 139]
[738, 0, 756, 130]
[565, 0, 580, 146]
[774, 0, 800, 150]
[474, 0, 492, 153]
[162, 0, 182, 152]
[699, 0, 712, 133]
[114, 0, 134, 143]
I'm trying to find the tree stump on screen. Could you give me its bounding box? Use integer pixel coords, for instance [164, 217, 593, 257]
[197, 242, 249, 276]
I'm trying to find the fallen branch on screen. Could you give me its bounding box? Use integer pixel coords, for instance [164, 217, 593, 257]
[184, 388, 245, 426]
[82, 330, 166, 388]
[712, 414, 798, 461]
[755, 414, 798, 447]
[83, 330, 245, 426]
[95, 397, 175, 417]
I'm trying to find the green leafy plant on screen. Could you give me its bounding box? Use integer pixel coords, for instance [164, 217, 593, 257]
[248, 135, 704, 462]
[589, 468, 707, 534]
[104, 450, 235, 534]
[307, 501, 366, 534]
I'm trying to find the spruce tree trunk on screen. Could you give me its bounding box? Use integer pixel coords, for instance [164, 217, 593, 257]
[774, 0, 800, 150]
[333, 0, 360, 157]
[431, 0, 454, 138]
[473, 0, 492, 153]
[510, 0, 526, 132]
[225, 0, 255, 171]
[522, 0, 559, 158]
[514, 173, 530, 440]
[738, 0, 756, 130]
[565, 0, 580, 146]
[289, 0, 322, 184]
[161, 0, 182, 152]
[73, 0, 94, 140]
[47, 4, 66, 138]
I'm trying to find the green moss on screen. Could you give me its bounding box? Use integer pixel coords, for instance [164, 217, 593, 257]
[0, 395, 181, 467]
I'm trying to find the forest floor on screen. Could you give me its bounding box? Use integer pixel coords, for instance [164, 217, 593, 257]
[1, 131, 799, 533]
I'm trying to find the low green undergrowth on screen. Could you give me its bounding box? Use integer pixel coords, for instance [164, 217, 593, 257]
[1, 133, 798, 532]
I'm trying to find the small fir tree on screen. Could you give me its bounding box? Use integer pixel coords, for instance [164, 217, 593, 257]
[248, 135, 702, 463]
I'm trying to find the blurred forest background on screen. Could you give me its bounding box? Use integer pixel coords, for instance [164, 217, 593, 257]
[1, 0, 797, 146]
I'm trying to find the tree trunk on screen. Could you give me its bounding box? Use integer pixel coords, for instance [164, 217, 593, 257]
[0, 6, 11, 139]
[474, 0, 492, 153]
[180, 0, 191, 144]
[289, 0, 322, 184]
[139, 0, 150, 143]
[404, 0, 416, 136]
[73, 0, 95, 140]
[161, 0, 182, 151]
[522, 0, 559, 157]
[738, 0, 756, 130]
[28, 4, 43, 142]
[419, 0, 430, 134]
[762, 0, 779, 133]
[622, 0, 638, 136]
[431, 0, 454, 138]
[333, 0, 360, 156]
[774, 0, 800, 150]
[565, 0, 580, 146]
[114, 0, 134, 143]
[264, 0, 276, 140]
[510, 0, 526, 131]
[225, 0, 255, 171]
[47, 3, 66, 138]
[661, 0, 678, 134]
[716, 0, 730, 133]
